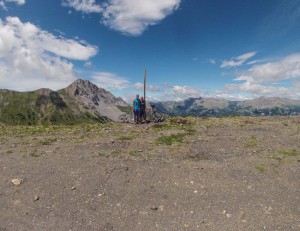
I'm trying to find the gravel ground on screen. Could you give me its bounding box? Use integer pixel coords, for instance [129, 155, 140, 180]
[0, 116, 300, 231]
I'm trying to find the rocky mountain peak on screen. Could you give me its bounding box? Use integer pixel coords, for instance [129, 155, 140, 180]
[68, 79, 101, 97]
[63, 79, 129, 121]
[65, 79, 127, 106]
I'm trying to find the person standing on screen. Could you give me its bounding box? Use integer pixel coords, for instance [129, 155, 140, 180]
[140, 96, 146, 123]
[132, 94, 141, 124]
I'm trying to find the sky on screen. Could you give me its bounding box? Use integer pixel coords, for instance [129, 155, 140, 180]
[0, 0, 300, 102]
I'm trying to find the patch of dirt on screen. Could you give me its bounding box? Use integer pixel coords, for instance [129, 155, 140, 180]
[0, 116, 299, 230]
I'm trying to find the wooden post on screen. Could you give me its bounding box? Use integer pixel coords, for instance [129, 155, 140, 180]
[144, 68, 146, 102]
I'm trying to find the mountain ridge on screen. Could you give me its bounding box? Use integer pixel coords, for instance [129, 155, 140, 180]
[153, 97, 300, 117]
[0, 79, 129, 125]
[1, 79, 300, 125]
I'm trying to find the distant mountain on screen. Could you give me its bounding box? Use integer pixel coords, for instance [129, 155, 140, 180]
[153, 97, 300, 117]
[0, 79, 129, 125]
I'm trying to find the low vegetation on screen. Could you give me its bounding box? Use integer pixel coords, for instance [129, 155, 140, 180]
[244, 135, 258, 148]
[156, 133, 185, 145]
[255, 164, 267, 173]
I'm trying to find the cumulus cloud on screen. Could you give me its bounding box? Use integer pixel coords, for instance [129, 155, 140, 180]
[62, 0, 102, 13]
[173, 85, 200, 96]
[63, 0, 181, 36]
[91, 72, 130, 90]
[221, 51, 256, 68]
[148, 85, 160, 92]
[226, 53, 300, 99]
[101, 0, 181, 36]
[0, 17, 98, 91]
[133, 82, 160, 92]
[240, 53, 300, 83]
[226, 81, 290, 97]
[131, 82, 200, 102]
[160, 84, 200, 101]
[133, 82, 143, 90]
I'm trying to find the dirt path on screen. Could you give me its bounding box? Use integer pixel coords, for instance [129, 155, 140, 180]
[0, 116, 299, 230]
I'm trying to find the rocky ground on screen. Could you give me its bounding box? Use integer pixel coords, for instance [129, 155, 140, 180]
[0, 116, 299, 231]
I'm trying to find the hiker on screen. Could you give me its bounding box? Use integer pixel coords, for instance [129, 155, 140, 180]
[140, 96, 146, 123]
[132, 94, 141, 124]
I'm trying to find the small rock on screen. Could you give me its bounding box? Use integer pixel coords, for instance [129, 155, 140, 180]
[14, 199, 21, 205]
[71, 186, 76, 190]
[151, 206, 158, 210]
[240, 211, 246, 219]
[34, 196, 39, 201]
[11, 178, 22, 186]
[138, 150, 143, 152]
[226, 213, 232, 218]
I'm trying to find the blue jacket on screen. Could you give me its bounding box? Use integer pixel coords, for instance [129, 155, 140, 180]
[133, 98, 141, 110]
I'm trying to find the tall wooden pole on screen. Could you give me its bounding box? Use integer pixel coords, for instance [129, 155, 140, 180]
[144, 68, 146, 102]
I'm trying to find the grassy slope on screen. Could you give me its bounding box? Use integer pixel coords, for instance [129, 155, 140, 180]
[0, 89, 107, 125]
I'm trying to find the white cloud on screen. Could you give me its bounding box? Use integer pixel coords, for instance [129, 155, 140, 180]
[159, 84, 200, 101]
[209, 59, 216, 64]
[133, 82, 160, 92]
[130, 82, 200, 102]
[241, 54, 300, 83]
[91, 72, 130, 90]
[0, 0, 25, 10]
[148, 85, 160, 92]
[226, 82, 290, 97]
[84, 61, 92, 67]
[133, 82, 143, 90]
[63, 0, 181, 36]
[221, 51, 256, 68]
[101, 0, 181, 36]
[6, 0, 25, 5]
[0, 17, 98, 91]
[62, 0, 102, 13]
[0, 1, 7, 10]
[235, 52, 256, 61]
[173, 85, 199, 96]
[247, 59, 265, 65]
[226, 53, 300, 99]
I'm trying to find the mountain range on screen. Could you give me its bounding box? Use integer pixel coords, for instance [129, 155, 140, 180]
[1, 79, 300, 125]
[153, 97, 300, 117]
[0, 79, 129, 125]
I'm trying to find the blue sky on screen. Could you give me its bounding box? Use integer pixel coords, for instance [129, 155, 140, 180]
[0, 0, 300, 102]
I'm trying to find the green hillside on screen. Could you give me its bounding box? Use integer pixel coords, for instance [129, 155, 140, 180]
[0, 89, 108, 125]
